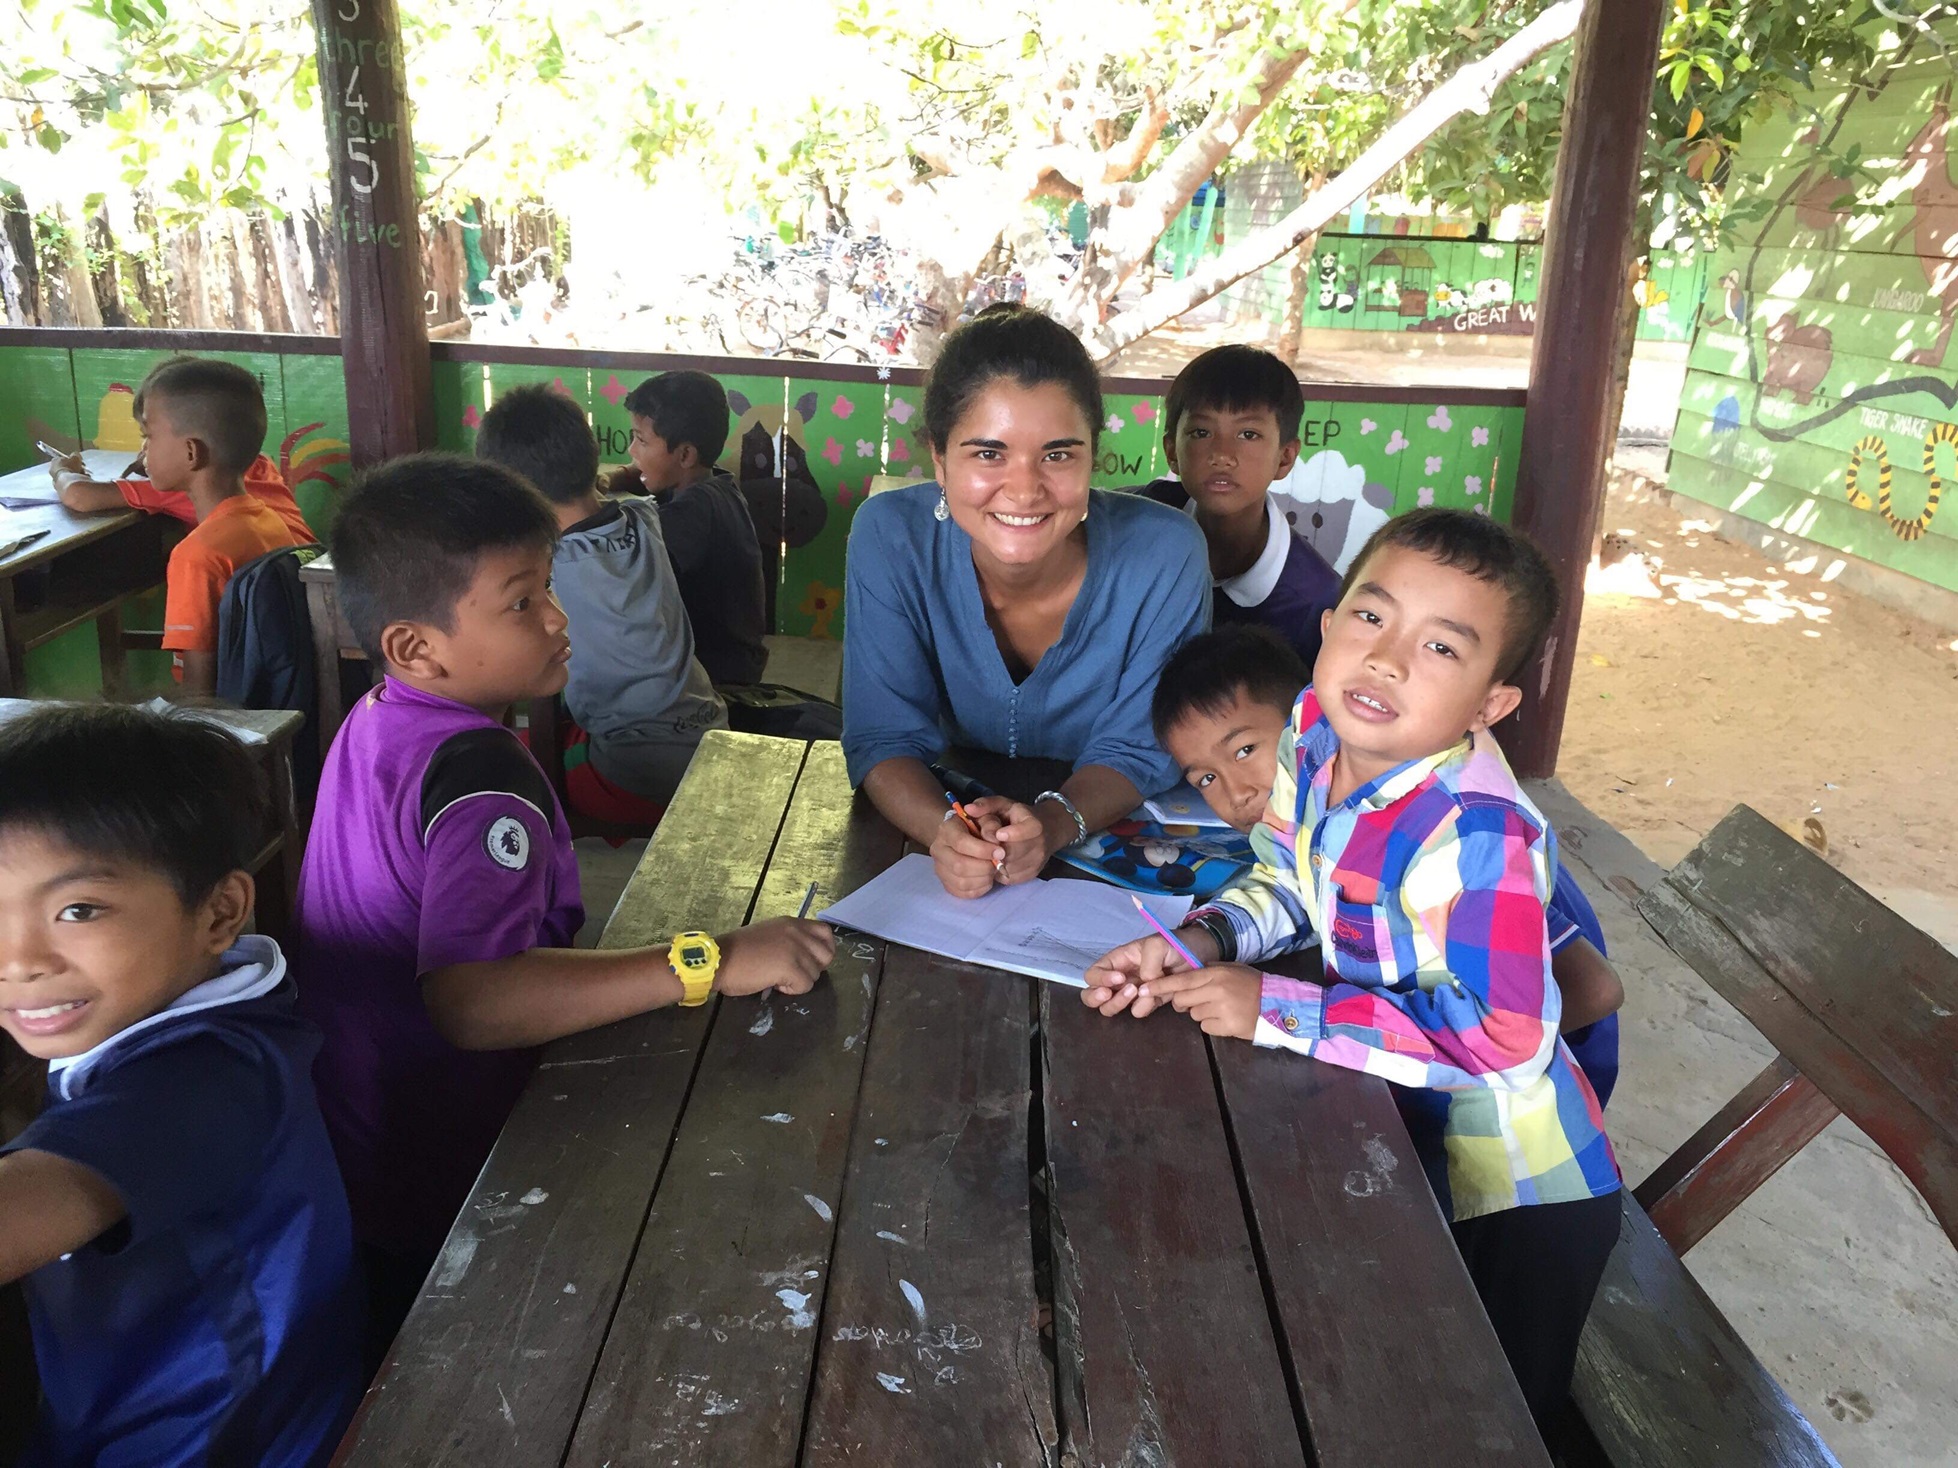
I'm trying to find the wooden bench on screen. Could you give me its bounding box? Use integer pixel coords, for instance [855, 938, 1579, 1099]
[1571, 804, 1958, 1467]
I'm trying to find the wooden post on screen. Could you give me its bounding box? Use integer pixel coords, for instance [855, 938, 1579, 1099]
[1501, 0, 1666, 778]
[310, 0, 432, 464]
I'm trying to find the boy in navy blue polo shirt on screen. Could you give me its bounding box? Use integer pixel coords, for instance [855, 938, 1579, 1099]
[0, 704, 361, 1467]
[1142, 345, 1343, 670]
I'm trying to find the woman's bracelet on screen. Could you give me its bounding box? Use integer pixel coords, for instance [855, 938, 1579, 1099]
[1034, 789, 1089, 848]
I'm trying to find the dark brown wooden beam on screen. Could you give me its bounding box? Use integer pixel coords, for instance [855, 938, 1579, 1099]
[1633, 1054, 1841, 1256]
[1502, 0, 1666, 777]
[310, 0, 432, 464]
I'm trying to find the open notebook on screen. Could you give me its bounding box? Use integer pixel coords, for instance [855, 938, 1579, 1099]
[819, 853, 1193, 988]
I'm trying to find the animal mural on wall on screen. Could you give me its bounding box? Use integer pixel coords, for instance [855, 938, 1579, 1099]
[1843, 427, 1949, 541]
[1762, 314, 1834, 406]
[723, 388, 830, 626]
[1270, 449, 1394, 572]
[1316, 251, 1357, 314]
[1899, 83, 1958, 368]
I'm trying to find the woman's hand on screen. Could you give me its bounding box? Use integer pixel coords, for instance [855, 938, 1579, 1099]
[931, 807, 1008, 899]
[1081, 924, 1221, 1017]
[963, 796, 1051, 886]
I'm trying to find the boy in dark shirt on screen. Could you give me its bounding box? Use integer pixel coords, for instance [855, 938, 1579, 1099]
[0, 704, 360, 1467]
[613, 371, 770, 685]
[1142, 345, 1341, 670]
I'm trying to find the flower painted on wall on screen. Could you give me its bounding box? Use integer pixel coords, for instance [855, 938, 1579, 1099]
[461, 404, 481, 429]
[600, 374, 627, 406]
[889, 398, 915, 425]
[1470, 425, 1490, 447]
[856, 439, 876, 459]
[799, 580, 842, 639]
[1384, 429, 1408, 455]
[1425, 455, 1443, 475]
[831, 395, 854, 419]
[821, 437, 843, 467]
[1416, 486, 1435, 507]
[890, 437, 911, 464]
[1359, 418, 1377, 435]
[1133, 401, 1156, 423]
[1464, 475, 1483, 497]
[1427, 406, 1452, 432]
[1106, 414, 1125, 433]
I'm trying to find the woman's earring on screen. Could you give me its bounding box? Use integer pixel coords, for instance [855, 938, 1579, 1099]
[934, 491, 950, 522]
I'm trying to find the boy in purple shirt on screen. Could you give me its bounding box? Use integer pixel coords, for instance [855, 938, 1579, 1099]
[293, 455, 836, 1358]
[1142, 345, 1342, 669]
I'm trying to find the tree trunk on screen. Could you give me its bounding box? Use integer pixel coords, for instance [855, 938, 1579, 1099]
[52, 208, 104, 328]
[247, 215, 292, 334]
[275, 210, 319, 333]
[224, 215, 259, 330]
[130, 198, 167, 327]
[0, 191, 39, 325]
[1276, 169, 1330, 363]
[1087, 0, 1586, 360]
[305, 201, 340, 335]
[86, 210, 128, 327]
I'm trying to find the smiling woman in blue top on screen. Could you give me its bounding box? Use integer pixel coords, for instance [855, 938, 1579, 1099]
[843, 305, 1210, 898]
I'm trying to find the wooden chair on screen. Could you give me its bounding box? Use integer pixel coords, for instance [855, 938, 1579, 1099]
[524, 693, 659, 843]
[1570, 804, 1958, 1467]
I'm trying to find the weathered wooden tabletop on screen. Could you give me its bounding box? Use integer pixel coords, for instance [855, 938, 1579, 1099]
[334, 731, 1548, 1468]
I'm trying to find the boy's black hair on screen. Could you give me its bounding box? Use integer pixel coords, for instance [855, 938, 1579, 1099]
[923, 305, 1104, 455]
[1338, 507, 1560, 682]
[330, 453, 559, 663]
[474, 383, 600, 505]
[132, 356, 268, 474]
[621, 371, 730, 466]
[0, 703, 266, 904]
[1163, 344, 1305, 443]
[1151, 625, 1309, 742]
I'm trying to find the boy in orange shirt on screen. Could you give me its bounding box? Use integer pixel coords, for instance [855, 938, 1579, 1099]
[108, 359, 307, 693]
[51, 362, 314, 546]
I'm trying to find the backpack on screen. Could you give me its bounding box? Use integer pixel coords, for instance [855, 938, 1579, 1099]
[216, 543, 325, 798]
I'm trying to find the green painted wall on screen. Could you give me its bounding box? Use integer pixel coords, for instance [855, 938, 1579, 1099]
[1667, 36, 1958, 596]
[1296, 232, 1704, 343]
[3, 341, 1522, 698]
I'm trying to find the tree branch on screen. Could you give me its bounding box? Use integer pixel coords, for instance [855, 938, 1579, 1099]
[1086, 0, 1586, 359]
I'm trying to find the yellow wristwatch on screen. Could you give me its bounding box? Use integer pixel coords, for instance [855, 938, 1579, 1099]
[669, 931, 721, 1007]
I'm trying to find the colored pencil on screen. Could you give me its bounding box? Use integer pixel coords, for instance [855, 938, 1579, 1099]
[1130, 895, 1206, 971]
[797, 880, 819, 919]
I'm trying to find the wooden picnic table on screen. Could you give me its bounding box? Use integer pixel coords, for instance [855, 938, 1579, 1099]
[0, 494, 171, 697]
[335, 730, 1549, 1467]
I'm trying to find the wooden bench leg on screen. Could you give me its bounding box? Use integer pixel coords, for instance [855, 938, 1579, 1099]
[96, 607, 128, 697]
[1633, 1054, 1840, 1255]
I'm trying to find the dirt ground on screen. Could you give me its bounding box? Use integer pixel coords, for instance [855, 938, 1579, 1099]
[1562, 478, 1958, 948]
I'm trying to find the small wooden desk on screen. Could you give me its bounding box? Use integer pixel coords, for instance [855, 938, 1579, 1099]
[334, 731, 1548, 1467]
[0, 500, 171, 696]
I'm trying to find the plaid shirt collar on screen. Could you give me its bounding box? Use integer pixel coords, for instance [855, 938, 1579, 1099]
[1298, 695, 1473, 816]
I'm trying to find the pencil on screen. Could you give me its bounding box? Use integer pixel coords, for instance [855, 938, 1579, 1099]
[797, 880, 819, 920]
[946, 792, 1005, 875]
[1130, 895, 1205, 970]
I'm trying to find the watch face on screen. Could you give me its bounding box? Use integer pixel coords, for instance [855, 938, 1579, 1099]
[680, 942, 709, 967]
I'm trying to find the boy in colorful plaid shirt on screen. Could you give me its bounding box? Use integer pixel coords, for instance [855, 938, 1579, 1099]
[1086, 507, 1621, 1437]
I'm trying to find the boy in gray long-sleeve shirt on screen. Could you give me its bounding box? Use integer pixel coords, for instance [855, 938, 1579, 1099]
[476, 385, 727, 805]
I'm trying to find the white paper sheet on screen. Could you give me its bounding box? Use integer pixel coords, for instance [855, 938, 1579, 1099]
[819, 853, 1192, 988]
